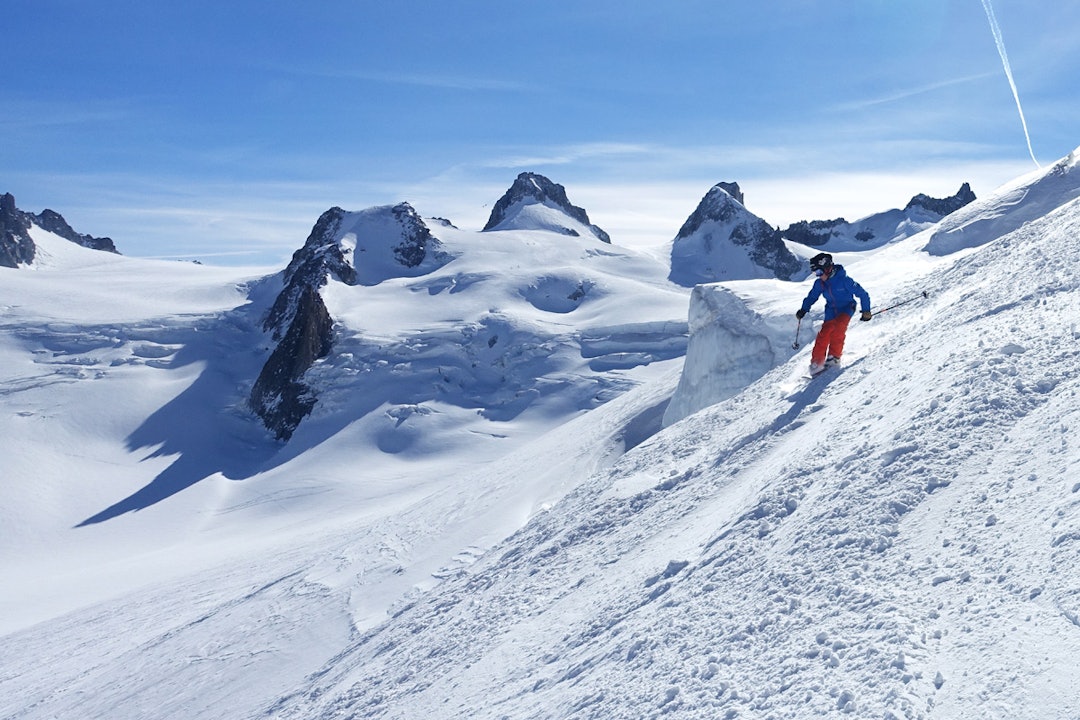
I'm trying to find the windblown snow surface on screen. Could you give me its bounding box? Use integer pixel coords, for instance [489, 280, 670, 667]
[3, 147, 1080, 719]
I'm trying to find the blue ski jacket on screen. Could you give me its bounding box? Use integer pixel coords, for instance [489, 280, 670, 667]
[800, 264, 871, 321]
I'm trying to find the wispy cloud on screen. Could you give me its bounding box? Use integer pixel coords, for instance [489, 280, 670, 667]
[478, 143, 654, 169]
[349, 69, 534, 92]
[832, 71, 998, 112]
[266, 61, 535, 92]
[0, 99, 135, 130]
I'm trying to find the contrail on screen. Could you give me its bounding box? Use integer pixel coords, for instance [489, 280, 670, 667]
[980, 0, 1040, 167]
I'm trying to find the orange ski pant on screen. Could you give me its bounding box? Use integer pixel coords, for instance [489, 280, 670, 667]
[811, 313, 852, 365]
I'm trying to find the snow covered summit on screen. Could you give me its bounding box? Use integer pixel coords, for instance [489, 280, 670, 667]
[251, 202, 452, 439]
[483, 171, 612, 243]
[668, 181, 802, 285]
[248, 183, 686, 441]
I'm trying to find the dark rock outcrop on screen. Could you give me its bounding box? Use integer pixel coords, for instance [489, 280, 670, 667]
[31, 208, 119, 253]
[782, 218, 850, 248]
[249, 286, 334, 441]
[1, 193, 35, 268]
[905, 182, 976, 216]
[263, 207, 354, 340]
[253, 201, 448, 439]
[715, 181, 744, 206]
[782, 182, 977, 250]
[385, 202, 444, 272]
[263, 201, 447, 339]
[483, 172, 611, 243]
[252, 207, 352, 439]
[669, 182, 802, 285]
[1, 192, 121, 267]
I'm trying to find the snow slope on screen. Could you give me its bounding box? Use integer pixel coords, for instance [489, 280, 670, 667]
[0, 210, 690, 718]
[2, 149, 1080, 719]
[925, 148, 1080, 256]
[261, 152, 1080, 719]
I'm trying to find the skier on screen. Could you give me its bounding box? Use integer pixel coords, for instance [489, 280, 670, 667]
[795, 252, 871, 376]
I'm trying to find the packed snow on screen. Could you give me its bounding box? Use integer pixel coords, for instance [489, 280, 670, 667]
[3, 148, 1080, 719]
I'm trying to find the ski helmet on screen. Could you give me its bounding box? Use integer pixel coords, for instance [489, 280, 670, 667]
[809, 252, 833, 274]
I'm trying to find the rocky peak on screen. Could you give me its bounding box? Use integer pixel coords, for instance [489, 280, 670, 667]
[284, 206, 356, 286]
[32, 208, 119, 253]
[483, 172, 611, 243]
[669, 182, 802, 285]
[904, 182, 976, 216]
[715, 181, 745, 206]
[674, 183, 748, 239]
[385, 202, 443, 271]
[1, 192, 121, 268]
[253, 200, 449, 440]
[264, 201, 448, 339]
[262, 206, 355, 340]
[1, 193, 35, 268]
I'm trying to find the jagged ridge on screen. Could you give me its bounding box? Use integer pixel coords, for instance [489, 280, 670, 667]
[782, 183, 977, 249]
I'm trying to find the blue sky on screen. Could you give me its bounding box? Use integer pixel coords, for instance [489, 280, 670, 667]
[4, 0, 1078, 265]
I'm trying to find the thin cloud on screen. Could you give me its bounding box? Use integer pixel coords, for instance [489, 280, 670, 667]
[479, 143, 654, 169]
[267, 61, 535, 92]
[355, 70, 534, 92]
[0, 99, 134, 130]
[832, 71, 998, 112]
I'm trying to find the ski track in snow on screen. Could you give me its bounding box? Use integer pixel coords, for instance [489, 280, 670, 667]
[3, 158, 1080, 719]
[265, 196, 1080, 719]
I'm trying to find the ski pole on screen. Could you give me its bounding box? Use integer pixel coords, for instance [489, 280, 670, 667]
[792, 317, 802, 349]
[871, 290, 930, 317]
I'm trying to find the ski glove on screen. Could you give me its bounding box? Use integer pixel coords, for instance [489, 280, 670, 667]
[860, 311, 872, 321]
[796, 308, 807, 319]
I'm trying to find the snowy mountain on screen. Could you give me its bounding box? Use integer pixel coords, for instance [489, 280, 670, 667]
[483, 171, 612, 243]
[252, 202, 453, 439]
[3, 149, 1080, 719]
[782, 183, 977, 251]
[242, 183, 686, 444]
[668, 181, 802, 285]
[0, 192, 117, 267]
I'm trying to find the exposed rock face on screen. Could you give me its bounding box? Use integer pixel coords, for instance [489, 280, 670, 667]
[783, 183, 977, 249]
[249, 286, 334, 440]
[483, 172, 611, 243]
[1, 192, 121, 267]
[262, 207, 354, 340]
[905, 182, 976, 216]
[385, 202, 444, 271]
[715, 181, 744, 206]
[669, 182, 802, 285]
[0, 193, 35, 268]
[31, 208, 119, 253]
[252, 207, 351, 439]
[253, 201, 448, 439]
[782, 218, 858, 248]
